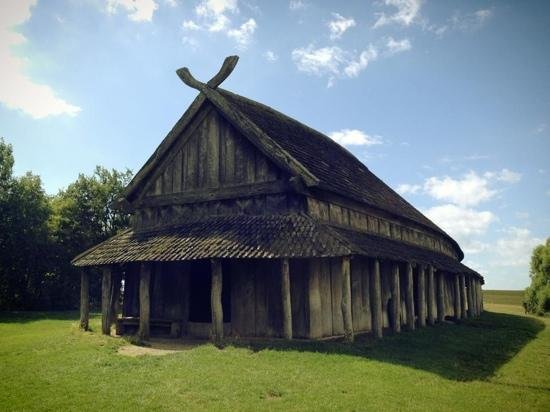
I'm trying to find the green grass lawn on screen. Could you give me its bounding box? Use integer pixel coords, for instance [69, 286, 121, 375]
[1, 298, 548, 411]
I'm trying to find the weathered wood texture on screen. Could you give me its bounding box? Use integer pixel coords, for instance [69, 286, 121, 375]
[467, 276, 474, 318]
[436, 271, 445, 323]
[405, 262, 415, 331]
[454, 274, 461, 320]
[390, 262, 401, 333]
[101, 267, 112, 335]
[330, 258, 344, 335]
[351, 257, 371, 332]
[138, 263, 152, 340]
[210, 259, 223, 342]
[341, 256, 354, 342]
[281, 258, 292, 339]
[417, 265, 426, 327]
[308, 259, 323, 339]
[80, 271, 90, 331]
[290, 259, 308, 338]
[370, 259, 383, 338]
[144, 107, 281, 198]
[427, 265, 435, 325]
[381, 262, 392, 328]
[460, 274, 467, 319]
[306, 196, 459, 259]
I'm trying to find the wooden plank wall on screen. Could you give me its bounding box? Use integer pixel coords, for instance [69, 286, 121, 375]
[381, 261, 392, 328]
[145, 107, 281, 197]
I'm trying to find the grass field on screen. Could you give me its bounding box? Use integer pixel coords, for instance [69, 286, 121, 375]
[1, 292, 548, 411]
[483, 290, 525, 306]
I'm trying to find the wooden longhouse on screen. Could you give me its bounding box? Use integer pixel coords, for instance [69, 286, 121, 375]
[73, 56, 484, 342]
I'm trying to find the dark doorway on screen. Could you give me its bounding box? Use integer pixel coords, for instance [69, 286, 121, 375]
[189, 260, 232, 323]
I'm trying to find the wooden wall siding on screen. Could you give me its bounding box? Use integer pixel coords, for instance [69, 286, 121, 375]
[350, 258, 371, 332]
[381, 261, 392, 328]
[134, 193, 305, 231]
[307, 197, 459, 260]
[122, 264, 140, 318]
[330, 258, 344, 336]
[318, 258, 333, 337]
[145, 108, 281, 198]
[290, 259, 309, 338]
[443, 274, 455, 318]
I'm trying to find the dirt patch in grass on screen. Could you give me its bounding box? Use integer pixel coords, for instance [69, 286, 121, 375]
[118, 338, 206, 357]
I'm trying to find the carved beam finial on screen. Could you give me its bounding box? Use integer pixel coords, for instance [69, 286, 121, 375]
[176, 55, 239, 92]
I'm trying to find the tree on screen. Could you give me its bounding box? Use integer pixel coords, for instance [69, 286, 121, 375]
[0, 139, 51, 309]
[523, 238, 550, 316]
[47, 166, 133, 309]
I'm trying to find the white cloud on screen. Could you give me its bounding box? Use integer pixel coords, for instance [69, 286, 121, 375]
[343, 46, 378, 78]
[423, 204, 496, 238]
[182, 20, 201, 30]
[534, 123, 546, 134]
[0, 0, 81, 118]
[165, 0, 178, 7]
[227, 18, 256, 49]
[328, 13, 356, 40]
[182, 36, 199, 50]
[385, 37, 412, 55]
[182, 0, 257, 49]
[289, 0, 307, 11]
[264, 50, 278, 62]
[106, 0, 159, 22]
[448, 8, 493, 32]
[373, 0, 423, 28]
[492, 168, 521, 184]
[328, 129, 382, 146]
[492, 227, 543, 267]
[424, 171, 496, 207]
[396, 183, 421, 195]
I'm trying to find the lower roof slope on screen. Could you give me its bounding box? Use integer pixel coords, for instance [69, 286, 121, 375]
[72, 213, 481, 280]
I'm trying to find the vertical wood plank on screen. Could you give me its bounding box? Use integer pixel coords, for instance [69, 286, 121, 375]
[206, 112, 220, 187]
[223, 124, 235, 185]
[308, 259, 323, 339]
[138, 263, 151, 340]
[319, 258, 333, 337]
[371, 259, 383, 338]
[351, 258, 363, 331]
[427, 265, 435, 325]
[255, 262, 268, 337]
[330, 258, 344, 335]
[405, 262, 415, 331]
[290, 260, 307, 338]
[437, 271, 445, 323]
[360, 259, 371, 331]
[417, 265, 426, 327]
[211, 259, 223, 343]
[281, 258, 292, 339]
[390, 262, 401, 333]
[467, 276, 474, 318]
[173, 150, 183, 192]
[80, 271, 89, 331]
[341, 256, 354, 342]
[197, 121, 208, 188]
[454, 274, 461, 320]
[460, 274, 467, 319]
[101, 266, 112, 335]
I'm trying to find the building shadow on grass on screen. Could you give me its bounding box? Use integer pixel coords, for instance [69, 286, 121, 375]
[0, 310, 82, 324]
[228, 311, 545, 382]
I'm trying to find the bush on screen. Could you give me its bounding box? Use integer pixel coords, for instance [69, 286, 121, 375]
[523, 238, 550, 316]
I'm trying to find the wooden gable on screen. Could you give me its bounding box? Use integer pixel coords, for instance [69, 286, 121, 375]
[137, 103, 284, 201]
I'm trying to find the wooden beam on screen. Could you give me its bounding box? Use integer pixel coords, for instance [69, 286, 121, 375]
[472, 279, 479, 316]
[308, 259, 323, 339]
[454, 274, 461, 320]
[79, 271, 90, 331]
[417, 264, 426, 328]
[211, 259, 223, 343]
[427, 265, 435, 326]
[405, 262, 415, 331]
[281, 258, 292, 339]
[341, 256, 354, 342]
[101, 266, 112, 335]
[370, 259, 383, 339]
[436, 271, 445, 323]
[138, 263, 152, 341]
[207, 55, 239, 88]
[477, 280, 483, 314]
[460, 274, 467, 319]
[466, 276, 474, 318]
[135, 180, 290, 209]
[390, 262, 401, 333]
[110, 269, 121, 329]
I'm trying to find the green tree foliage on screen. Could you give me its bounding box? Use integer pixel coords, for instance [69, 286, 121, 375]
[0, 139, 51, 309]
[523, 238, 550, 316]
[0, 137, 132, 310]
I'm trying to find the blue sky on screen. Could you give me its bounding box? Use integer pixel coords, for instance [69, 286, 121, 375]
[1, 0, 549, 289]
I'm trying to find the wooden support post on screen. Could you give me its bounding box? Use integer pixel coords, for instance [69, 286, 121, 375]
[370, 259, 383, 338]
[211, 259, 223, 343]
[477, 280, 483, 314]
[390, 262, 401, 333]
[341, 256, 354, 342]
[453, 274, 461, 320]
[138, 263, 151, 340]
[79, 271, 90, 331]
[460, 274, 467, 319]
[436, 271, 445, 323]
[427, 265, 435, 326]
[281, 258, 292, 340]
[101, 266, 112, 335]
[467, 276, 474, 318]
[110, 269, 121, 328]
[417, 265, 426, 328]
[308, 259, 323, 339]
[472, 279, 479, 316]
[405, 262, 415, 331]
